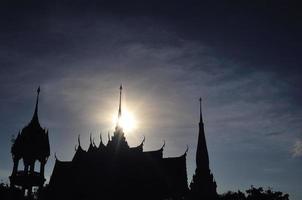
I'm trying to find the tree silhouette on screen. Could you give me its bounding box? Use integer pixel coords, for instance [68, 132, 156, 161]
[246, 186, 289, 200]
[219, 186, 289, 200]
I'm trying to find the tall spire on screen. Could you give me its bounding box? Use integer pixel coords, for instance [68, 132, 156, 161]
[31, 86, 40, 124]
[116, 84, 123, 128]
[196, 97, 209, 168]
[199, 97, 203, 124]
[118, 84, 122, 119]
[78, 135, 81, 148]
[190, 97, 217, 199]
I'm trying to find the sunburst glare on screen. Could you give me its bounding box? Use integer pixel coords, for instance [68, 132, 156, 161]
[112, 107, 137, 133]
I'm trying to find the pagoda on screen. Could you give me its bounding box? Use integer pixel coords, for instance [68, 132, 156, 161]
[10, 87, 50, 196]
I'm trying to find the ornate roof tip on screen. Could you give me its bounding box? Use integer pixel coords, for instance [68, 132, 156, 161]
[90, 133, 92, 144]
[78, 134, 81, 148]
[199, 97, 203, 123]
[108, 132, 111, 142]
[142, 136, 146, 143]
[161, 140, 166, 150]
[100, 132, 103, 143]
[31, 86, 41, 124]
[180, 145, 189, 157]
[185, 145, 189, 154]
[138, 136, 145, 147]
[92, 138, 96, 147]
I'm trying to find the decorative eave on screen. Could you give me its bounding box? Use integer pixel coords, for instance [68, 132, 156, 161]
[87, 139, 98, 153]
[179, 145, 189, 158]
[98, 132, 105, 150]
[130, 136, 145, 152]
[73, 135, 86, 161]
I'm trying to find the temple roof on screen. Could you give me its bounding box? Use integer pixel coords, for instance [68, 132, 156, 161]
[11, 87, 50, 162]
[48, 86, 190, 200]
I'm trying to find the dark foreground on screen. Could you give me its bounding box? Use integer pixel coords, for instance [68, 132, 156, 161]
[0, 183, 290, 200]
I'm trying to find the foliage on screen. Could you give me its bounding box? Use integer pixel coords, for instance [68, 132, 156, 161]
[0, 182, 28, 200]
[219, 186, 289, 200]
[1, 180, 291, 200]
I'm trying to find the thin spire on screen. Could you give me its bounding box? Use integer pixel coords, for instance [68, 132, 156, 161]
[116, 84, 123, 128]
[196, 97, 209, 168]
[199, 97, 203, 124]
[31, 86, 40, 124]
[118, 84, 122, 119]
[78, 135, 81, 148]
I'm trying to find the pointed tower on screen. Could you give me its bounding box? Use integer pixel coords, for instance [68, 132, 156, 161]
[189, 98, 217, 200]
[107, 85, 129, 150]
[117, 84, 122, 128]
[10, 87, 50, 197]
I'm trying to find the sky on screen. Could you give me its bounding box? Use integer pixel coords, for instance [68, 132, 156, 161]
[0, 0, 301, 199]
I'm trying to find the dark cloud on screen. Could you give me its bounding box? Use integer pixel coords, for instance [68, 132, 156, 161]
[266, 131, 283, 137]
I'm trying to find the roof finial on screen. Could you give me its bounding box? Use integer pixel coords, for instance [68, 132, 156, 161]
[100, 132, 103, 143]
[32, 86, 41, 123]
[108, 132, 110, 141]
[93, 138, 96, 147]
[161, 140, 166, 150]
[118, 84, 122, 118]
[199, 97, 203, 123]
[116, 84, 123, 128]
[142, 136, 145, 143]
[90, 133, 92, 144]
[78, 135, 81, 148]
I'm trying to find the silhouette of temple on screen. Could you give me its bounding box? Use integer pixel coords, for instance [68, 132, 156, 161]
[189, 98, 217, 200]
[9, 86, 218, 200]
[10, 87, 50, 196]
[47, 85, 188, 200]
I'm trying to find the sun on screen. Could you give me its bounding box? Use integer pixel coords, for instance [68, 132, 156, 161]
[113, 108, 137, 133]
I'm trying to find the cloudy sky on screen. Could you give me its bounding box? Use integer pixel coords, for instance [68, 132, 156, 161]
[0, 0, 301, 199]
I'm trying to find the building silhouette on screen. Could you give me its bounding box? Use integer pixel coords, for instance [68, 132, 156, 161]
[10, 87, 50, 196]
[10, 86, 217, 200]
[189, 98, 217, 200]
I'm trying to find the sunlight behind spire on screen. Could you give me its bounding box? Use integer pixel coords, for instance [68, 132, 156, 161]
[112, 107, 137, 133]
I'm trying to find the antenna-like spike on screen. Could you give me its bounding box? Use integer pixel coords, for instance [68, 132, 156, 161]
[78, 135, 81, 147]
[118, 84, 122, 118]
[116, 84, 123, 129]
[31, 86, 41, 123]
[199, 97, 203, 123]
